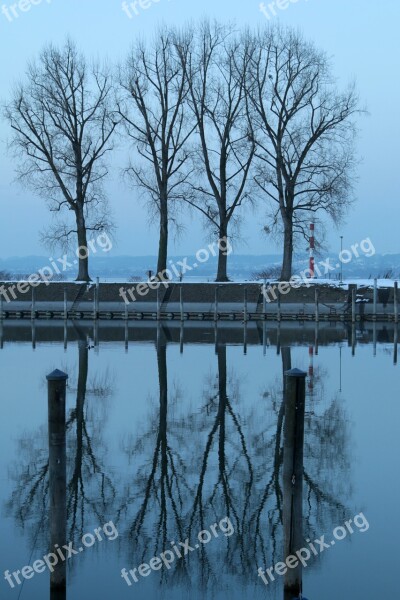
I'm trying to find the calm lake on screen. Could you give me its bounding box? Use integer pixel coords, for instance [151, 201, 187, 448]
[1, 322, 399, 599]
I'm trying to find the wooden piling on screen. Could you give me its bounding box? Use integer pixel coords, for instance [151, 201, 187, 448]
[46, 369, 68, 593]
[373, 278, 378, 320]
[283, 368, 306, 598]
[243, 287, 248, 323]
[214, 286, 219, 322]
[394, 282, 398, 324]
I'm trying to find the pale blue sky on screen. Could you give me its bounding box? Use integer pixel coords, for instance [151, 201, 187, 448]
[0, 0, 399, 258]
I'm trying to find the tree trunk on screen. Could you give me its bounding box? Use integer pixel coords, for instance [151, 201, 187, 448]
[157, 200, 168, 277]
[216, 222, 229, 282]
[75, 210, 91, 281]
[280, 219, 294, 281]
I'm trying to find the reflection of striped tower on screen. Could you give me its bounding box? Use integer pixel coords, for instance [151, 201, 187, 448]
[309, 223, 315, 278]
[308, 346, 314, 392]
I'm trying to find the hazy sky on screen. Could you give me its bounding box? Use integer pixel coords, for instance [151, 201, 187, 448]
[0, 0, 398, 259]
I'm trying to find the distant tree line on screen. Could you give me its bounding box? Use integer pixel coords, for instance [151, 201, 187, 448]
[4, 22, 362, 282]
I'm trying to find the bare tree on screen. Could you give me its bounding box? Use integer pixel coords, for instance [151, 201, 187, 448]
[117, 28, 194, 277]
[246, 26, 362, 280]
[176, 22, 255, 282]
[4, 40, 117, 281]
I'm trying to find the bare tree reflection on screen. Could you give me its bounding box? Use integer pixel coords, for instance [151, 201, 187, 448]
[118, 341, 191, 584]
[6, 338, 117, 553]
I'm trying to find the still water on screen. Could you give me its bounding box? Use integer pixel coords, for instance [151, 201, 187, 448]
[0, 322, 399, 599]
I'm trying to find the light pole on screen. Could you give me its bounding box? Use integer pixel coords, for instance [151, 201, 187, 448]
[339, 235, 343, 284]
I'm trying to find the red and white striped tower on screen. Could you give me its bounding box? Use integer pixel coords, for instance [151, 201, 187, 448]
[309, 223, 315, 278]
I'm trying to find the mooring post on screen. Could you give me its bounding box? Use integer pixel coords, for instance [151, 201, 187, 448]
[373, 321, 377, 357]
[352, 288, 356, 324]
[373, 278, 378, 320]
[31, 287, 36, 320]
[0, 319, 3, 349]
[157, 285, 161, 321]
[180, 285, 184, 321]
[0, 294, 3, 321]
[46, 369, 68, 594]
[125, 318, 128, 353]
[243, 287, 248, 322]
[394, 281, 398, 324]
[394, 326, 398, 366]
[214, 286, 219, 322]
[243, 320, 247, 355]
[31, 321, 36, 350]
[63, 321, 67, 351]
[283, 368, 306, 599]
[63, 286, 67, 321]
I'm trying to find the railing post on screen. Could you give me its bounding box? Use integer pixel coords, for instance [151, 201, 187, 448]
[46, 369, 68, 593]
[63, 286, 67, 320]
[214, 286, 219, 322]
[180, 285, 184, 321]
[373, 278, 378, 320]
[277, 289, 281, 322]
[31, 287, 36, 320]
[157, 285, 161, 321]
[263, 279, 267, 318]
